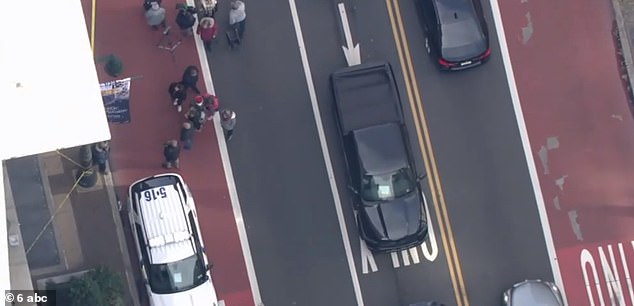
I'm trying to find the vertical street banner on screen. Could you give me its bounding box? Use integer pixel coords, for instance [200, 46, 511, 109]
[100, 78, 131, 123]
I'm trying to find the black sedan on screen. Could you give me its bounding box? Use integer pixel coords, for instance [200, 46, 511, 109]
[331, 62, 428, 252]
[419, 0, 491, 70]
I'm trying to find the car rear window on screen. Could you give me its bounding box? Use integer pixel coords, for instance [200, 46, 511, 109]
[440, 19, 486, 61]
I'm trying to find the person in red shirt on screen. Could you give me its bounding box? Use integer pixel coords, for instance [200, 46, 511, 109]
[197, 16, 218, 52]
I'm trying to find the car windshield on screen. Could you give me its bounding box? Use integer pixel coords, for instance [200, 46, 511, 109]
[361, 168, 415, 201]
[511, 282, 561, 305]
[148, 254, 207, 294]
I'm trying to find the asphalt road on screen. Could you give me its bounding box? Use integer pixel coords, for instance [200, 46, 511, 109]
[209, 1, 359, 305]
[392, 0, 555, 304]
[208, 0, 555, 305]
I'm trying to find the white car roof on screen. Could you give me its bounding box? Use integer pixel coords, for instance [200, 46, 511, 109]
[136, 185, 196, 264]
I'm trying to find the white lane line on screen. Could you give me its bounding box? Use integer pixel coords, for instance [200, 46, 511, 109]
[489, 0, 567, 304]
[287, 0, 364, 305]
[187, 0, 263, 304]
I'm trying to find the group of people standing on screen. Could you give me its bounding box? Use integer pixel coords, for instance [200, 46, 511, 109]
[144, 0, 246, 52]
[163, 65, 238, 169]
[143, 0, 245, 169]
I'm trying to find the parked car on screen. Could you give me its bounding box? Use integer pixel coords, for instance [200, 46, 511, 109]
[503, 279, 564, 306]
[128, 173, 219, 306]
[419, 0, 491, 70]
[331, 61, 428, 253]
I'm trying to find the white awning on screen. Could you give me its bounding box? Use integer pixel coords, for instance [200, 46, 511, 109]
[0, 0, 111, 292]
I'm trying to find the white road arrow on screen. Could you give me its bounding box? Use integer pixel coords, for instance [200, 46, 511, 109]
[338, 2, 361, 66]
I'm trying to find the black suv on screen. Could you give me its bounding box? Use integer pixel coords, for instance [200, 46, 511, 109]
[419, 0, 490, 70]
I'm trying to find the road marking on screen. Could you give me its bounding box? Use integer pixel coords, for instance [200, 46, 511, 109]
[489, 0, 566, 304]
[360, 237, 379, 274]
[337, 3, 361, 66]
[386, 0, 468, 305]
[187, 0, 262, 304]
[91, 0, 96, 53]
[287, 0, 364, 305]
[421, 193, 439, 261]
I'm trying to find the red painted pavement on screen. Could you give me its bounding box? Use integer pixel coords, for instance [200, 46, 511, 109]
[80, 0, 254, 305]
[499, 0, 634, 305]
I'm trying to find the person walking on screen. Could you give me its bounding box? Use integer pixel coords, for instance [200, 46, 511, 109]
[162, 140, 181, 169]
[175, 4, 197, 36]
[180, 122, 195, 150]
[220, 109, 236, 141]
[197, 16, 218, 52]
[168, 82, 187, 112]
[143, 0, 161, 11]
[181, 65, 201, 94]
[185, 96, 207, 131]
[145, 1, 166, 30]
[92, 141, 110, 174]
[229, 0, 246, 38]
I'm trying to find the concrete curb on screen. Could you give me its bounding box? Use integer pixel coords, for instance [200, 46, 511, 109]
[612, 0, 634, 103]
[103, 168, 141, 306]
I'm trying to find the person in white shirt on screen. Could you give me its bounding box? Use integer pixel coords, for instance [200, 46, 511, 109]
[229, 0, 246, 38]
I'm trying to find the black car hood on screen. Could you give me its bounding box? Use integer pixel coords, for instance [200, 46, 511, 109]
[362, 191, 422, 241]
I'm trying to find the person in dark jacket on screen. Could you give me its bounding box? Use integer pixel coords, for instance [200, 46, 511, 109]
[168, 82, 187, 112]
[180, 122, 194, 150]
[92, 141, 110, 174]
[181, 65, 201, 94]
[162, 140, 180, 168]
[185, 95, 207, 131]
[175, 5, 197, 36]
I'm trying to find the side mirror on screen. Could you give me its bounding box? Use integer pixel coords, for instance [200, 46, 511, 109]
[347, 185, 359, 195]
[206, 263, 213, 271]
[417, 174, 427, 182]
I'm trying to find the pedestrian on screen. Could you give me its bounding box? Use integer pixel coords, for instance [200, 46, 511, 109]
[181, 65, 201, 94]
[180, 122, 195, 150]
[92, 141, 110, 174]
[220, 109, 236, 141]
[229, 0, 246, 38]
[162, 140, 180, 169]
[201, 93, 220, 119]
[168, 82, 187, 112]
[185, 95, 207, 131]
[145, 1, 166, 30]
[143, 0, 161, 11]
[197, 16, 218, 52]
[175, 4, 197, 36]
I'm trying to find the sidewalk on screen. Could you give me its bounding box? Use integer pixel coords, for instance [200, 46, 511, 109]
[81, 0, 257, 304]
[4, 149, 139, 306]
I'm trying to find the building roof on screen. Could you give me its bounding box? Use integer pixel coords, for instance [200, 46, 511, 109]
[0, 0, 111, 292]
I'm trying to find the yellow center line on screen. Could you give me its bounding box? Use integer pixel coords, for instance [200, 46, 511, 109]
[386, 0, 470, 305]
[91, 0, 97, 54]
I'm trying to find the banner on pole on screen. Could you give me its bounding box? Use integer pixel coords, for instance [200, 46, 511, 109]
[100, 78, 131, 124]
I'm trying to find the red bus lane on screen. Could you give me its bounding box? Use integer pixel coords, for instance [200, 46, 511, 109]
[80, 0, 256, 304]
[498, 0, 634, 305]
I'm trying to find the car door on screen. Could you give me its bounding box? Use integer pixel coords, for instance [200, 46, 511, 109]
[420, 0, 440, 53]
[343, 134, 363, 206]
